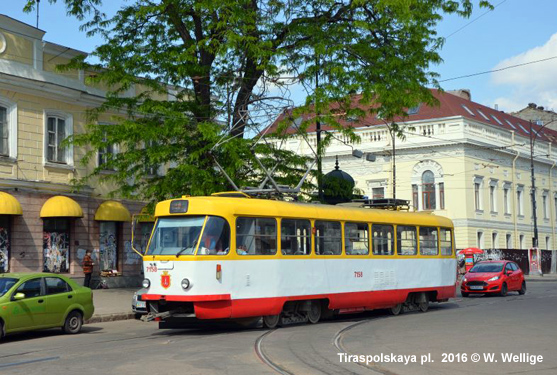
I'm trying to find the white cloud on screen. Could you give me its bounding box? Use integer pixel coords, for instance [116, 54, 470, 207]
[490, 33, 557, 112]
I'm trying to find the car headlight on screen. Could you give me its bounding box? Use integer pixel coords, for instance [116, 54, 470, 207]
[487, 276, 499, 282]
[181, 278, 190, 290]
[142, 279, 151, 288]
[463, 277, 467, 283]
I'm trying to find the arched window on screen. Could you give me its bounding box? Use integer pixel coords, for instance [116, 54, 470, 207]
[422, 171, 436, 210]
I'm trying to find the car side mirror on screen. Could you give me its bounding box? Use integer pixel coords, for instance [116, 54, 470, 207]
[506, 270, 513, 276]
[13, 293, 25, 300]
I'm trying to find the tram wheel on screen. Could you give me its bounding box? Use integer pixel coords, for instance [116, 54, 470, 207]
[307, 301, 322, 324]
[263, 314, 280, 329]
[389, 303, 403, 316]
[418, 300, 429, 312]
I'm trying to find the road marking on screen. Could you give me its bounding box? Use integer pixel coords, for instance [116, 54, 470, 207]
[0, 356, 60, 369]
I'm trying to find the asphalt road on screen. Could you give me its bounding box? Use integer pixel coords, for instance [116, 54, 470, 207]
[1, 282, 556, 375]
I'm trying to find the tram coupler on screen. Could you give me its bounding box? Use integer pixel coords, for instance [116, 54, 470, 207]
[141, 310, 175, 322]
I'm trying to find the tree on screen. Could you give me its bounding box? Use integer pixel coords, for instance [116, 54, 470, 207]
[24, 0, 491, 202]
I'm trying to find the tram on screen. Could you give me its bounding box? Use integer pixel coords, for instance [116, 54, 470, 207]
[137, 194, 456, 328]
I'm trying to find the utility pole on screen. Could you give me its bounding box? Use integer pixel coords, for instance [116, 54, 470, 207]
[392, 130, 396, 200]
[530, 120, 538, 248]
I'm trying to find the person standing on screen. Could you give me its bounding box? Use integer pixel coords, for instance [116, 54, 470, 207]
[82, 250, 94, 288]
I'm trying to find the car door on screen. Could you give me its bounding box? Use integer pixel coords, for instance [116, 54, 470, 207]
[44, 277, 74, 326]
[503, 263, 514, 289]
[8, 277, 46, 331]
[511, 262, 522, 289]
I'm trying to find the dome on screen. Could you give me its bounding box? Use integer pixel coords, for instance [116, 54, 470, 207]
[322, 156, 355, 204]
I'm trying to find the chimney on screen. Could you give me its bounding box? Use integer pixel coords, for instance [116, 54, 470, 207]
[447, 89, 471, 101]
[494, 104, 499, 111]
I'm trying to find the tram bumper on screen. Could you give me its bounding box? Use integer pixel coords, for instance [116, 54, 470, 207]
[142, 294, 232, 320]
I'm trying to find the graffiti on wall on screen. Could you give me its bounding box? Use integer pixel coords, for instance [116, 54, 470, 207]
[124, 241, 141, 265]
[100, 223, 117, 271]
[0, 227, 9, 273]
[43, 231, 70, 273]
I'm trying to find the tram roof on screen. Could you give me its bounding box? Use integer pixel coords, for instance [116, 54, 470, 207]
[154, 196, 453, 227]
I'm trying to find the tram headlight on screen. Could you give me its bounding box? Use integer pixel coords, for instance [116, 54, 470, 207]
[142, 279, 151, 288]
[181, 278, 190, 290]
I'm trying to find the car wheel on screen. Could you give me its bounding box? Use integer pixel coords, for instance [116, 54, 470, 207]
[307, 301, 321, 324]
[461, 292, 469, 298]
[63, 310, 83, 334]
[390, 303, 403, 316]
[519, 281, 526, 295]
[500, 283, 508, 297]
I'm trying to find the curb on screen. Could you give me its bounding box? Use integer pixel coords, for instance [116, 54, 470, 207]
[525, 278, 557, 283]
[86, 312, 136, 324]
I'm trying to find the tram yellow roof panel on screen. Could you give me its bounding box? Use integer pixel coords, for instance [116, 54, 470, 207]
[0, 191, 22, 215]
[154, 196, 454, 227]
[40, 196, 83, 218]
[94, 201, 131, 222]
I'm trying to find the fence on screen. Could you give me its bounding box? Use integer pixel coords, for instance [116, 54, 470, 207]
[459, 249, 557, 275]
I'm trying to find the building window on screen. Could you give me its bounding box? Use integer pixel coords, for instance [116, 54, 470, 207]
[45, 112, 73, 165]
[0, 96, 17, 159]
[545, 236, 550, 250]
[519, 234, 525, 249]
[503, 186, 510, 214]
[474, 182, 482, 210]
[439, 182, 445, 209]
[412, 184, 418, 210]
[543, 191, 549, 219]
[422, 171, 436, 210]
[371, 187, 384, 199]
[517, 186, 524, 216]
[0, 215, 10, 273]
[489, 180, 497, 213]
[100, 222, 118, 271]
[492, 232, 498, 249]
[477, 231, 483, 249]
[506, 233, 512, 249]
[98, 127, 118, 169]
[43, 218, 70, 273]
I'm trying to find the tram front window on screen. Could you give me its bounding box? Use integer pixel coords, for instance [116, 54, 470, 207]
[147, 216, 206, 256]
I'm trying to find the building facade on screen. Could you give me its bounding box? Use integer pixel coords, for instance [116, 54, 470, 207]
[269, 89, 557, 272]
[0, 15, 157, 285]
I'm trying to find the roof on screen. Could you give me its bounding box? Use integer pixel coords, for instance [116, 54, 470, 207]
[265, 89, 557, 144]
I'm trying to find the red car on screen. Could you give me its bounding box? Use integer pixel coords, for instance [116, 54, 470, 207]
[461, 260, 526, 297]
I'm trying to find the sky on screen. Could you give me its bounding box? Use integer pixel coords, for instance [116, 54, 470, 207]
[2, 0, 557, 113]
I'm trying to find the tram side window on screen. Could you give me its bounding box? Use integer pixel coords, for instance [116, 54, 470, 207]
[236, 217, 277, 255]
[419, 227, 439, 256]
[397, 226, 417, 256]
[440, 228, 453, 255]
[315, 221, 342, 255]
[372, 224, 394, 255]
[281, 219, 311, 255]
[345, 223, 369, 255]
[197, 217, 231, 255]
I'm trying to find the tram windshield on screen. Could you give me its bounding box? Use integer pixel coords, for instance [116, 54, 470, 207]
[147, 216, 230, 256]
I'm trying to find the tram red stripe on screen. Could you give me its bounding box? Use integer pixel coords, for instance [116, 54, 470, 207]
[142, 294, 231, 301]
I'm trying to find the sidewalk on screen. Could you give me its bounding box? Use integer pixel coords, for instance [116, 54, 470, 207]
[86, 288, 139, 324]
[525, 273, 557, 282]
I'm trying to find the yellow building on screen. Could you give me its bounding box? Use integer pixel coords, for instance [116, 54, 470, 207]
[0, 15, 154, 285]
[268, 89, 557, 273]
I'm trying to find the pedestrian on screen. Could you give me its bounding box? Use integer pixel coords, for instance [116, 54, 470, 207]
[82, 249, 94, 288]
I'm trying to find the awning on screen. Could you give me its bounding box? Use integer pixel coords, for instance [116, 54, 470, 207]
[40, 196, 84, 218]
[137, 206, 155, 223]
[0, 191, 22, 215]
[94, 201, 131, 222]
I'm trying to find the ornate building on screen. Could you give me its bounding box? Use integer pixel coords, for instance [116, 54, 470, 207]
[267, 89, 557, 269]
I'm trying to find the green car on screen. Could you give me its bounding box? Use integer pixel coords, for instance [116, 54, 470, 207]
[0, 273, 94, 339]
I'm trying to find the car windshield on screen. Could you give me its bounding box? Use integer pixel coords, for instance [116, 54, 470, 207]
[0, 277, 18, 297]
[146, 216, 230, 256]
[469, 263, 504, 273]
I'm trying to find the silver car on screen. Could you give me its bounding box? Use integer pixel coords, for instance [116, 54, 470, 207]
[132, 288, 148, 317]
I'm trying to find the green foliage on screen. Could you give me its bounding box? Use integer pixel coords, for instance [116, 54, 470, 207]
[24, 0, 490, 202]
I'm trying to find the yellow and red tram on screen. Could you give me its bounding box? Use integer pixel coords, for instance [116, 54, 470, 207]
[138, 195, 456, 328]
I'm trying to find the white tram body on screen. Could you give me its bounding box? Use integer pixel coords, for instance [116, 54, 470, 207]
[140, 196, 456, 322]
